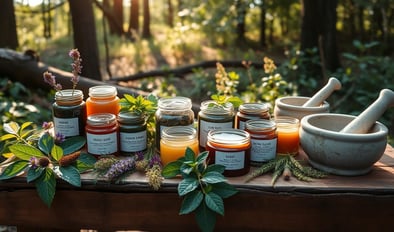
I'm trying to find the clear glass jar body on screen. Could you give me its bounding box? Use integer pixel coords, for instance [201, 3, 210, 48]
[206, 129, 250, 177]
[85, 113, 119, 156]
[118, 111, 147, 155]
[86, 85, 120, 116]
[245, 119, 277, 166]
[160, 126, 199, 166]
[236, 103, 271, 130]
[155, 96, 195, 150]
[198, 100, 235, 150]
[275, 116, 300, 155]
[52, 89, 86, 138]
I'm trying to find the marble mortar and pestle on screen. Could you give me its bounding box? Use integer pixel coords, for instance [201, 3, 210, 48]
[274, 77, 342, 120]
[300, 89, 394, 176]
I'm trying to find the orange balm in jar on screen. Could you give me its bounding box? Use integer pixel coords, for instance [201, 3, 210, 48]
[275, 116, 300, 155]
[86, 85, 120, 116]
[160, 126, 199, 166]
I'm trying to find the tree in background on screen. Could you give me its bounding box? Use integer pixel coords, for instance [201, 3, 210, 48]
[0, 0, 18, 49]
[129, 0, 139, 37]
[142, 0, 151, 38]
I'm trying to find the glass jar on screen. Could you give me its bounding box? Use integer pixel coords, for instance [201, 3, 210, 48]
[86, 85, 120, 116]
[236, 103, 271, 130]
[206, 129, 251, 177]
[198, 100, 235, 150]
[245, 119, 277, 166]
[160, 126, 199, 166]
[86, 113, 119, 156]
[155, 96, 195, 150]
[118, 111, 147, 155]
[52, 89, 86, 138]
[275, 116, 300, 156]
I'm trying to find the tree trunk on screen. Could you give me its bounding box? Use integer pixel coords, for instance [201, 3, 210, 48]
[259, 3, 267, 47]
[142, 0, 151, 38]
[235, 0, 247, 43]
[113, 0, 124, 35]
[0, 0, 18, 49]
[68, 0, 102, 81]
[167, 0, 174, 27]
[128, 0, 139, 36]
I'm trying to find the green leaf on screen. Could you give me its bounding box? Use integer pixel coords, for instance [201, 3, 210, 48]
[178, 177, 199, 196]
[0, 160, 29, 180]
[205, 164, 225, 174]
[211, 182, 238, 199]
[27, 167, 45, 183]
[179, 190, 204, 215]
[195, 201, 216, 232]
[57, 166, 81, 187]
[180, 163, 194, 175]
[38, 133, 54, 155]
[1, 134, 17, 141]
[35, 168, 56, 207]
[75, 153, 96, 172]
[184, 147, 196, 163]
[201, 171, 226, 184]
[196, 151, 209, 165]
[205, 192, 224, 216]
[50, 144, 63, 161]
[3, 122, 20, 135]
[162, 160, 182, 178]
[60, 136, 86, 155]
[9, 144, 45, 160]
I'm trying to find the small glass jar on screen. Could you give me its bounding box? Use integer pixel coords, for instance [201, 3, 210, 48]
[52, 89, 86, 138]
[86, 113, 119, 156]
[155, 96, 195, 150]
[236, 103, 271, 130]
[118, 111, 147, 155]
[198, 100, 235, 150]
[275, 116, 300, 156]
[245, 119, 277, 166]
[206, 129, 251, 177]
[86, 85, 120, 116]
[160, 126, 199, 166]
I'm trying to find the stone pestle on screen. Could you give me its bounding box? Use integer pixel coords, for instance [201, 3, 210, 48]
[340, 89, 394, 134]
[302, 77, 342, 107]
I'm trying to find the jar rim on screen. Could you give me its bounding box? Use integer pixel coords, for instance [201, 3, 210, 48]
[158, 96, 192, 110]
[239, 103, 269, 114]
[207, 129, 250, 145]
[200, 100, 234, 114]
[89, 85, 117, 98]
[245, 119, 276, 131]
[87, 113, 117, 126]
[275, 116, 300, 130]
[161, 126, 197, 141]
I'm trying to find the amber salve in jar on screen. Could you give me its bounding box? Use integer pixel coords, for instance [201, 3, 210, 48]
[236, 103, 271, 130]
[275, 116, 300, 155]
[160, 126, 199, 166]
[206, 129, 251, 177]
[85, 113, 119, 156]
[86, 85, 120, 116]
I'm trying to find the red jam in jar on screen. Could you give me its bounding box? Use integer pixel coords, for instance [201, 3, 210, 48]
[86, 113, 119, 156]
[206, 129, 251, 177]
[236, 103, 270, 130]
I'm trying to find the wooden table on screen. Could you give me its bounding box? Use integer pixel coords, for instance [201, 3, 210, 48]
[1, 145, 394, 232]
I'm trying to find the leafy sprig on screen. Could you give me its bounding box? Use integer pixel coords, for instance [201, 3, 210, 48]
[162, 148, 238, 232]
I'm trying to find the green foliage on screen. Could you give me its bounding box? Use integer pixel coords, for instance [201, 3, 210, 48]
[162, 148, 238, 232]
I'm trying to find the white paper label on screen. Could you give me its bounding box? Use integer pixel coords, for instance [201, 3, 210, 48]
[215, 151, 245, 170]
[120, 130, 147, 152]
[250, 138, 277, 162]
[86, 132, 118, 155]
[54, 117, 79, 137]
[199, 120, 233, 147]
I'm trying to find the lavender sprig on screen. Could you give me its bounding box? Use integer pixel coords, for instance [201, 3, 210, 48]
[104, 157, 136, 181]
[43, 71, 62, 92]
[69, 48, 82, 92]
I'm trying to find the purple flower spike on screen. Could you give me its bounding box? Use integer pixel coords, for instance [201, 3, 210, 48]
[54, 132, 65, 144]
[69, 48, 82, 90]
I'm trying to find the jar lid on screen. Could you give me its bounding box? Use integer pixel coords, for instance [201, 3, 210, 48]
[245, 119, 276, 132]
[207, 129, 250, 145]
[239, 103, 269, 114]
[87, 113, 116, 126]
[200, 100, 234, 114]
[89, 85, 117, 98]
[158, 96, 192, 110]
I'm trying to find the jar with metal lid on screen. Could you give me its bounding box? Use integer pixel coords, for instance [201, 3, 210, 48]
[118, 111, 147, 155]
[86, 85, 120, 116]
[206, 129, 250, 177]
[86, 113, 119, 156]
[52, 89, 86, 138]
[198, 100, 235, 150]
[155, 96, 195, 150]
[160, 126, 199, 166]
[245, 119, 277, 166]
[236, 103, 271, 130]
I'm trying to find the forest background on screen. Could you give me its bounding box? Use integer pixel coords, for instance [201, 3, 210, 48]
[0, 0, 393, 144]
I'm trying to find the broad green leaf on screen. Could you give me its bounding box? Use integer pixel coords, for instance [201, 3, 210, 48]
[162, 160, 182, 178]
[180, 190, 203, 215]
[3, 122, 20, 135]
[201, 171, 226, 184]
[19, 122, 34, 138]
[0, 160, 28, 180]
[0, 134, 17, 141]
[211, 182, 238, 199]
[19, 121, 33, 133]
[38, 133, 54, 155]
[58, 166, 81, 187]
[196, 151, 209, 165]
[180, 163, 194, 175]
[205, 164, 225, 174]
[184, 147, 196, 163]
[195, 201, 216, 232]
[178, 177, 199, 196]
[205, 192, 224, 216]
[35, 168, 56, 207]
[50, 144, 63, 161]
[9, 144, 45, 160]
[20, 129, 35, 140]
[75, 153, 96, 172]
[60, 136, 86, 155]
[27, 167, 45, 183]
